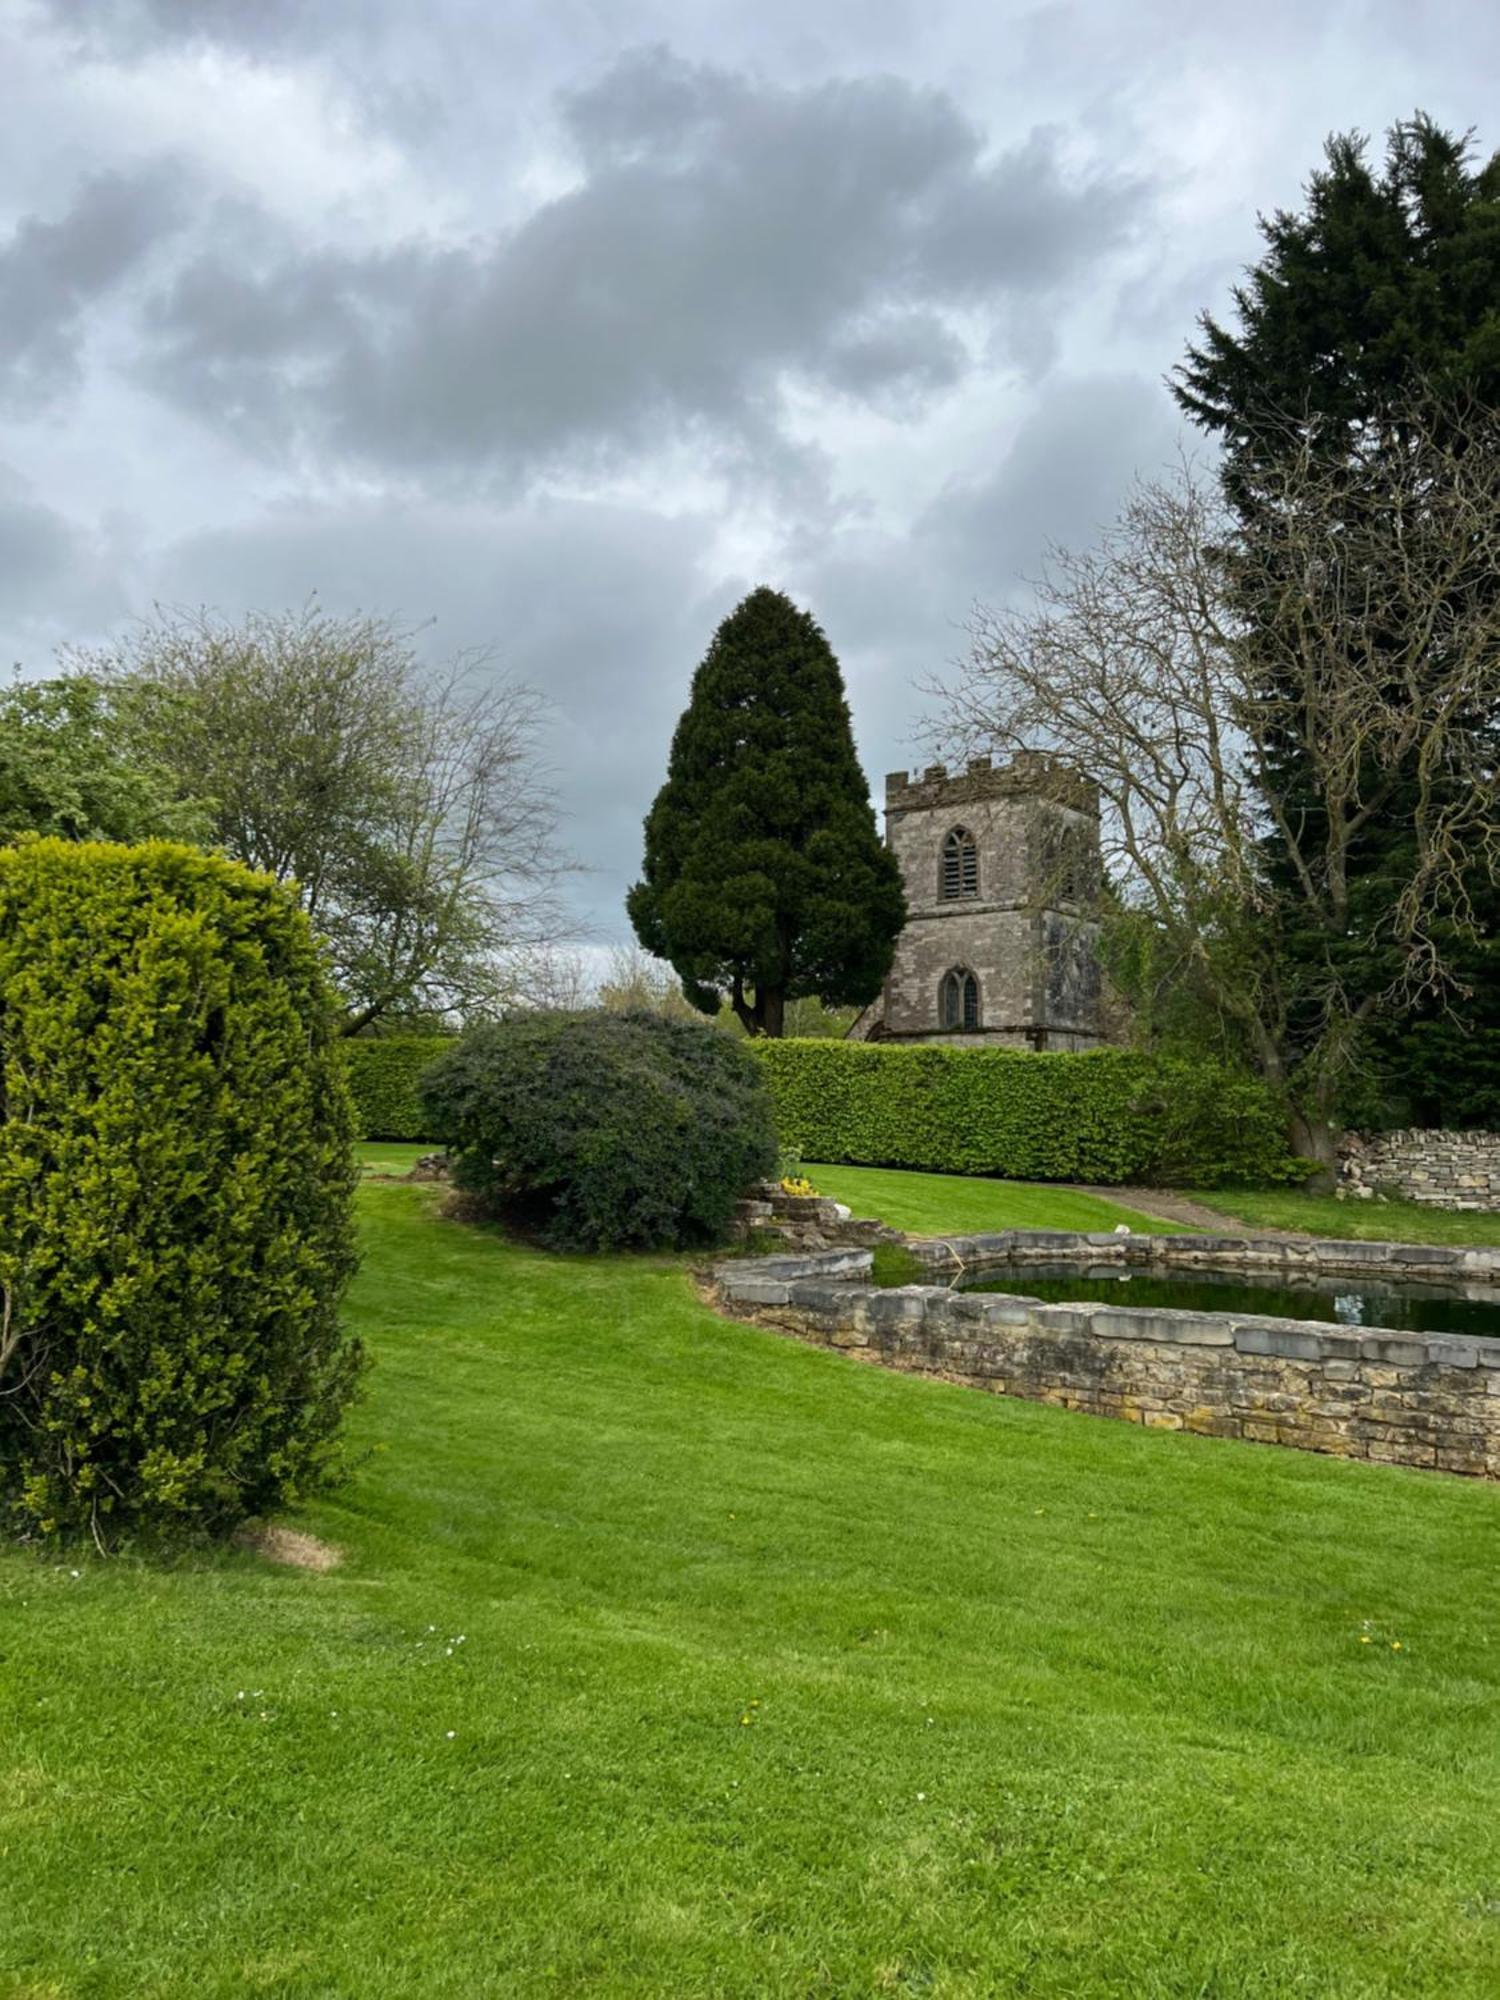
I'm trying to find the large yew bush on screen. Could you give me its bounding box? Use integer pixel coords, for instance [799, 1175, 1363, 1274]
[421, 1011, 778, 1251]
[0, 841, 362, 1544]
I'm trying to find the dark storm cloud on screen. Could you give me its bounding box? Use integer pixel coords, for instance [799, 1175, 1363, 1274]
[0, 485, 77, 594]
[0, 166, 184, 407]
[141, 47, 1148, 481]
[0, 476, 128, 668]
[912, 372, 1188, 597]
[145, 494, 737, 933]
[789, 374, 1189, 776]
[19, 0, 1472, 952]
[36, 0, 312, 58]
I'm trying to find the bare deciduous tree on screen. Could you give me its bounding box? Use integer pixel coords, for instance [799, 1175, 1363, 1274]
[78, 603, 567, 1034]
[935, 398, 1500, 1166]
[597, 942, 705, 1021]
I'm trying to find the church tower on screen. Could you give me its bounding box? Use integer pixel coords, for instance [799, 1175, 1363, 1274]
[848, 752, 1104, 1050]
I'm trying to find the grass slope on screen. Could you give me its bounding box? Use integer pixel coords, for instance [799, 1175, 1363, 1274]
[804, 1163, 1178, 1236]
[1189, 1187, 1500, 1247]
[4, 1180, 1500, 1997]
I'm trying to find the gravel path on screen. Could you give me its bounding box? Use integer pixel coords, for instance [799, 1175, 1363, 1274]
[1066, 1185, 1310, 1237]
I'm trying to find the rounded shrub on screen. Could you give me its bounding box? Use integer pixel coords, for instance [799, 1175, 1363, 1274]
[0, 840, 363, 1545]
[420, 1010, 778, 1251]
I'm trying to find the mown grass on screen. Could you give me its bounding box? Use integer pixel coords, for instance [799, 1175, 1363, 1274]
[803, 1162, 1178, 1236]
[5, 1170, 1500, 1996]
[806, 1158, 1500, 1251]
[1189, 1186, 1500, 1247]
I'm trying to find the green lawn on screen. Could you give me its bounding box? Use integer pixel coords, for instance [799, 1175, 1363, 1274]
[1189, 1186, 1500, 1247]
[357, 1138, 432, 1177]
[807, 1159, 1500, 1252]
[6, 1175, 1500, 1997]
[806, 1162, 1180, 1236]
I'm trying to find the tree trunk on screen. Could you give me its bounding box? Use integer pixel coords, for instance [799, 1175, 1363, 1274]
[730, 973, 758, 1037]
[730, 977, 787, 1037]
[1288, 1102, 1342, 1193]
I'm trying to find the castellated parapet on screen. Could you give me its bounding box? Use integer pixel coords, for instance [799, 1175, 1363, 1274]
[850, 751, 1105, 1050]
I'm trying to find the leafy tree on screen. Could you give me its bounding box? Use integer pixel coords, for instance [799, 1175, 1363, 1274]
[80, 603, 561, 1035]
[628, 588, 905, 1036]
[0, 675, 208, 847]
[1174, 113, 1500, 1127]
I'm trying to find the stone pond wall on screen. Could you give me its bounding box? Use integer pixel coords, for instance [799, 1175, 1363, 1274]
[1339, 1129, 1500, 1211]
[711, 1231, 1500, 1478]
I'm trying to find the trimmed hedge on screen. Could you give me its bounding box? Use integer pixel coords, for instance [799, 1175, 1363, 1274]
[340, 1024, 1297, 1186]
[0, 839, 362, 1544]
[343, 1035, 454, 1138]
[752, 1040, 1298, 1188]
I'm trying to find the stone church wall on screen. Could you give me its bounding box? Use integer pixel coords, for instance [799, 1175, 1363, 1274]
[869, 754, 1104, 1048]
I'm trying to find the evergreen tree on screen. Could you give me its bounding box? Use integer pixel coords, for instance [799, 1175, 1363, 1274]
[627, 588, 905, 1037]
[1174, 114, 1500, 1128]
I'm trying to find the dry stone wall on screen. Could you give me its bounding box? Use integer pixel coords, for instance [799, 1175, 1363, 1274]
[712, 1230, 1500, 1478]
[1339, 1129, 1500, 1211]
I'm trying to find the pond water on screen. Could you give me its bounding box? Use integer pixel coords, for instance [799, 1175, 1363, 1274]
[937, 1263, 1500, 1338]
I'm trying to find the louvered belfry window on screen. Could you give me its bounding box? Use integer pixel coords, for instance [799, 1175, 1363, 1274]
[941, 826, 978, 900]
[940, 969, 980, 1030]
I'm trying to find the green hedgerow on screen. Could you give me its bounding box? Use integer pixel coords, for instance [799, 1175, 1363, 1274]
[343, 1034, 455, 1139]
[0, 839, 363, 1545]
[751, 1039, 1300, 1188]
[420, 1010, 778, 1251]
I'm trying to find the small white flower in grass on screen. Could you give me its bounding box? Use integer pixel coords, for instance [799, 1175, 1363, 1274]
[1114, 1224, 1131, 1236]
[69, 1569, 80, 1579]
[916, 1792, 926, 1801]
[446, 1730, 456, 1740]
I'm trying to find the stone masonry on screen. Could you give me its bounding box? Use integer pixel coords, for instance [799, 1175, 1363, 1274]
[712, 1230, 1500, 1477]
[848, 751, 1105, 1050]
[730, 1182, 905, 1252]
[1339, 1129, 1500, 1211]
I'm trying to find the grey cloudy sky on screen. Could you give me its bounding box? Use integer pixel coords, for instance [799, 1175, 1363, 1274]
[2, 0, 1495, 940]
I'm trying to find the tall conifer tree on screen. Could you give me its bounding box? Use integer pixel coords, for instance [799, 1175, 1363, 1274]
[628, 588, 905, 1037]
[1174, 114, 1500, 1125]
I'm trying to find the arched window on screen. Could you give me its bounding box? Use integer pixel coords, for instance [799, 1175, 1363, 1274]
[941, 825, 978, 900]
[940, 967, 980, 1031]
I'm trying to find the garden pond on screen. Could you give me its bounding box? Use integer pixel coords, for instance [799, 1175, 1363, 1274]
[917, 1261, 1500, 1338]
